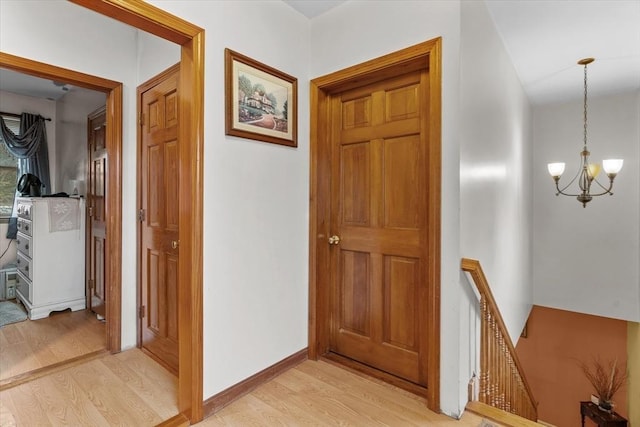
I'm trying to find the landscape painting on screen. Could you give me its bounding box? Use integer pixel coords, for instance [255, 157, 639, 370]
[225, 49, 297, 147]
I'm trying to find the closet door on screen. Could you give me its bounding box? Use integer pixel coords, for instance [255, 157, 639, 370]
[87, 106, 107, 318]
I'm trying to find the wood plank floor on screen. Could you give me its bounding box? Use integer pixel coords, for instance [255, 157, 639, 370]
[1, 346, 504, 426]
[0, 308, 105, 382]
[0, 348, 178, 426]
[197, 360, 503, 426]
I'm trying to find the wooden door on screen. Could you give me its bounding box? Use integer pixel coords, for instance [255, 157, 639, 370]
[87, 106, 107, 319]
[329, 69, 430, 386]
[139, 64, 180, 373]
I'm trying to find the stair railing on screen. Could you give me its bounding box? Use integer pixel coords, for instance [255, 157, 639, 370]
[461, 258, 538, 421]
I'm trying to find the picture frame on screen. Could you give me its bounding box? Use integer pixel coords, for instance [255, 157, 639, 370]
[225, 48, 297, 147]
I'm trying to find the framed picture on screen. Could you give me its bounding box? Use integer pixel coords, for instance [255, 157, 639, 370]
[225, 48, 297, 147]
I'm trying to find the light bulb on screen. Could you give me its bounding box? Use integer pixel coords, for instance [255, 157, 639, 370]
[547, 162, 565, 178]
[603, 159, 623, 176]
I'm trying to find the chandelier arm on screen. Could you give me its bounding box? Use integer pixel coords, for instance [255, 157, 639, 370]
[590, 176, 615, 196]
[554, 168, 583, 197]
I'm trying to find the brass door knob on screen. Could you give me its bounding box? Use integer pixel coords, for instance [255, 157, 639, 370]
[171, 240, 179, 249]
[328, 235, 341, 245]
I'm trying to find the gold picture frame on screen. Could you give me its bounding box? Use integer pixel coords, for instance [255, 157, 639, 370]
[225, 48, 297, 147]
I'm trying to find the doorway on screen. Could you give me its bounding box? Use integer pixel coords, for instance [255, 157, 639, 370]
[308, 38, 442, 412]
[0, 52, 122, 352]
[1, 0, 205, 422]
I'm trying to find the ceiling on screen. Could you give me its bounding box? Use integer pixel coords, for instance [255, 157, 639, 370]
[284, 0, 640, 106]
[2, 1, 638, 107]
[0, 68, 74, 101]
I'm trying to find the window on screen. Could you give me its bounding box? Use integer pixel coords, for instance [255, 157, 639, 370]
[0, 114, 19, 220]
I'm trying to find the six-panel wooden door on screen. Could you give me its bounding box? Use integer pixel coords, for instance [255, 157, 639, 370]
[139, 65, 180, 373]
[329, 69, 431, 386]
[87, 106, 107, 318]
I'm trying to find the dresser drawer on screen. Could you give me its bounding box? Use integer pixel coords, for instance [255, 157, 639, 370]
[17, 218, 32, 236]
[16, 270, 32, 304]
[17, 202, 32, 220]
[16, 251, 32, 280]
[16, 232, 33, 258]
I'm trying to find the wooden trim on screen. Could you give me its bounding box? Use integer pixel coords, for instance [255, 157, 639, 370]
[202, 348, 308, 418]
[4, 1, 205, 423]
[466, 401, 541, 427]
[425, 38, 442, 412]
[178, 30, 205, 423]
[106, 83, 123, 353]
[155, 413, 190, 427]
[0, 349, 109, 391]
[0, 53, 122, 359]
[0, 52, 121, 91]
[68, 0, 198, 45]
[308, 37, 442, 412]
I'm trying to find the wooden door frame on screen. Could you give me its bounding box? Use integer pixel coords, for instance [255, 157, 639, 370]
[308, 38, 442, 412]
[2, 0, 205, 422]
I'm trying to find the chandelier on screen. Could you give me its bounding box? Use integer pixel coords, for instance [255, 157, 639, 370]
[547, 58, 623, 207]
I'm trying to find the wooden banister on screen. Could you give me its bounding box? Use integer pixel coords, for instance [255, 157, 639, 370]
[461, 258, 538, 421]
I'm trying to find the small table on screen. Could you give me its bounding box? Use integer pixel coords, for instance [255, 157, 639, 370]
[580, 401, 627, 427]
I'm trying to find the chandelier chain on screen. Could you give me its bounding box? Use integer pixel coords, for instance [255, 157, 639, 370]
[583, 63, 588, 148]
[548, 57, 622, 207]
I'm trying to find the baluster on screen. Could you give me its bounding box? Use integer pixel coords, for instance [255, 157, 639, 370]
[480, 298, 489, 403]
[464, 259, 538, 421]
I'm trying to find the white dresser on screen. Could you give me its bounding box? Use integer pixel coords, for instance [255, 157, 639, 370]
[15, 197, 86, 320]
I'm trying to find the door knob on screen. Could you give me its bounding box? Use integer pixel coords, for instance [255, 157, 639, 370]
[171, 240, 179, 249]
[328, 235, 341, 245]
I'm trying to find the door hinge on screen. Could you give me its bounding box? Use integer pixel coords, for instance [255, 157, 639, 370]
[88, 279, 95, 290]
[139, 305, 145, 319]
[139, 112, 144, 127]
[138, 209, 145, 222]
[88, 206, 94, 217]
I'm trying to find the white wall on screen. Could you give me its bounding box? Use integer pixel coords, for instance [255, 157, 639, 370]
[533, 91, 640, 322]
[460, 2, 533, 344]
[144, 0, 311, 400]
[137, 31, 181, 84]
[310, 0, 465, 416]
[1, 0, 142, 347]
[55, 88, 106, 195]
[459, 0, 533, 411]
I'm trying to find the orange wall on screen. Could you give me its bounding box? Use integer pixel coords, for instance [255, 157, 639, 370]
[515, 305, 628, 427]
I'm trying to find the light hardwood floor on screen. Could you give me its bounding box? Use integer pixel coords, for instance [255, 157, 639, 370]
[197, 360, 502, 427]
[2, 343, 505, 426]
[0, 308, 105, 382]
[0, 348, 178, 426]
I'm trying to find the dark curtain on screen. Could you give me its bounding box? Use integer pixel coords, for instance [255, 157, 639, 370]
[0, 113, 51, 238]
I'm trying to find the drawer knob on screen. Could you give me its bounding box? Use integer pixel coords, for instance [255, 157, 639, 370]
[16, 259, 20, 264]
[26, 244, 29, 250]
[16, 240, 20, 245]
